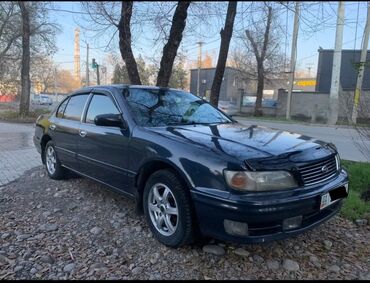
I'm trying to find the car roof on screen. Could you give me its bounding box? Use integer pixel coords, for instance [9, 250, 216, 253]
[73, 84, 187, 94]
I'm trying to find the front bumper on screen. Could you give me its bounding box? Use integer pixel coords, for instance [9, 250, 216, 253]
[191, 169, 348, 244]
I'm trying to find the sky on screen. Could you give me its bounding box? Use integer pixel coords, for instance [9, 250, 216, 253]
[49, 1, 368, 80]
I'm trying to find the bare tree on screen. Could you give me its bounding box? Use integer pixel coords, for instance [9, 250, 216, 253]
[156, 1, 191, 87]
[18, 1, 31, 117]
[245, 5, 273, 116]
[209, 1, 237, 107]
[82, 1, 191, 87]
[0, 2, 22, 83]
[0, 1, 58, 115]
[118, 1, 141, 85]
[30, 56, 55, 92]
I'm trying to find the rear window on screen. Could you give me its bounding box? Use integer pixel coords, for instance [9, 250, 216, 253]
[62, 94, 89, 121]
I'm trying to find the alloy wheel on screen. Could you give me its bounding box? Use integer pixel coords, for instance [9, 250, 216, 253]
[46, 146, 57, 175]
[148, 183, 179, 236]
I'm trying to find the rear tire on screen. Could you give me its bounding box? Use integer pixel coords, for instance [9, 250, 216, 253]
[143, 169, 195, 247]
[44, 140, 67, 180]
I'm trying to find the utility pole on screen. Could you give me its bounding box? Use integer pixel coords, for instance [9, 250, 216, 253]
[196, 41, 204, 97]
[92, 58, 100, 85]
[54, 67, 58, 103]
[101, 66, 107, 84]
[351, 2, 370, 124]
[97, 64, 100, 85]
[328, 1, 345, 125]
[286, 2, 300, 120]
[306, 63, 314, 78]
[86, 43, 90, 86]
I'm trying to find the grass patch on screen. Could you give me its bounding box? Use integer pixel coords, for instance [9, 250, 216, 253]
[341, 160, 370, 221]
[0, 109, 51, 123]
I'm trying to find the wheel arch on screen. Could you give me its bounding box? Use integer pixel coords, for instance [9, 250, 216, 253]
[40, 134, 52, 164]
[134, 159, 193, 214]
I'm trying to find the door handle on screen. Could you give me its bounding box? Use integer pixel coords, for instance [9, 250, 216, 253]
[49, 124, 56, 131]
[79, 130, 87, 137]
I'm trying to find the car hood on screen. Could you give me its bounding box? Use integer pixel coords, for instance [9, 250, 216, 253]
[148, 122, 336, 168]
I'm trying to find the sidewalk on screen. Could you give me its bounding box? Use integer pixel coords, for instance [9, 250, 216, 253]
[235, 117, 370, 162]
[0, 122, 42, 186]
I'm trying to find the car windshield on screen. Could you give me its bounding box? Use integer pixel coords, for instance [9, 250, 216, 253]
[124, 88, 232, 127]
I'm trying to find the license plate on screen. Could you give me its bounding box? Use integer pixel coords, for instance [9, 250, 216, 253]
[320, 184, 348, 210]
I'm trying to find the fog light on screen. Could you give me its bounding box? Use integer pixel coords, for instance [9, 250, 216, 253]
[283, 215, 302, 231]
[224, 219, 248, 236]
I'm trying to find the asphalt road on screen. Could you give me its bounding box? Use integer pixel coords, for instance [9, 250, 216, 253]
[0, 118, 368, 186]
[236, 117, 370, 162]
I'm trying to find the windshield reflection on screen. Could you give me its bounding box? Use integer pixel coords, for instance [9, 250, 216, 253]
[124, 88, 232, 127]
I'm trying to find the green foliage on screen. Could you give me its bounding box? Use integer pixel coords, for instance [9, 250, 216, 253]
[168, 54, 188, 89]
[111, 64, 130, 84]
[136, 55, 154, 85]
[340, 160, 370, 221]
[112, 55, 155, 85]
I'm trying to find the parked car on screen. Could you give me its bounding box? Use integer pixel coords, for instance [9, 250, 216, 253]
[33, 94, 53, 105]
[243, 96, 277, 108]
[218, 100, 239, 116]
[33, 85, 349, 247]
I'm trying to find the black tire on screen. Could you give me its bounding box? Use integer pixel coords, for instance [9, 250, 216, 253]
[143, 169, 195, 247]
[44, 140, 67, 180]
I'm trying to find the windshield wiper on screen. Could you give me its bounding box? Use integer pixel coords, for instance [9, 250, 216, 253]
[167, 121, 227, 126]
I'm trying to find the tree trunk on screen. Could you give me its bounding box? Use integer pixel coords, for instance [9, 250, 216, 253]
[245, 6, 272, 117]
[156, 1, 191, 87]
[254, 63, 264, 116]
[18, 1, 31, 117]
[210, 1, 237, 107]
[118, 1, 141, 85]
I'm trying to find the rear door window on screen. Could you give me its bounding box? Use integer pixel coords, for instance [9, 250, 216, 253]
[62, 94, 89, 121]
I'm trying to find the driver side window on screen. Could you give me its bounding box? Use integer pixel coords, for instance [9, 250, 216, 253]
[85, 94, 120, 124]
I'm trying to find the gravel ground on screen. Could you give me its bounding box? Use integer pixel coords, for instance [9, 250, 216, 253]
[0, 166, 369, 280]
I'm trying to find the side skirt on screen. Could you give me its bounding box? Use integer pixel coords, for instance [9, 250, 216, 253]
[61, 164, 136, 200]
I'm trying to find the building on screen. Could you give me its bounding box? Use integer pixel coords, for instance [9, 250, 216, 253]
[316, 49, 370, 92]
[189, 66, 317, 108]
[189, 67, 248, 105]
[275, 49, 370, 122]
[263, 76, 317, 99]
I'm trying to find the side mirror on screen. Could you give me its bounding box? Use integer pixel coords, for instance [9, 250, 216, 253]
[94, 113, 127, 128]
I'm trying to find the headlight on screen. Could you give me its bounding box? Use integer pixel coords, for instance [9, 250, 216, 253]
[224, 170, 297, 192]
[335, 153, 341, 171]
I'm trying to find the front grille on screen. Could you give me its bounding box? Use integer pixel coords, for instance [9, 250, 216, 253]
[298, 155, 338, 186]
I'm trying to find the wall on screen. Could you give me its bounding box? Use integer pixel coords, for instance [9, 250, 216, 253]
[189, 67, 247, 104]
[276, 89, 370, 122]
[277, 89, 330, 122]
[240, 106, 277, 116]
[339, 90, 370, 121]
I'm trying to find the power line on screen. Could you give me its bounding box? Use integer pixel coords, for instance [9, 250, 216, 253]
[45, 7, 250, 18]
[296, 35, 364, 64]
[45, 8, 91, 15]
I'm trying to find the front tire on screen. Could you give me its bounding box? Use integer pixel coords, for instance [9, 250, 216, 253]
[44, 141, 66, 180]
[143, 169, 195, 247]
